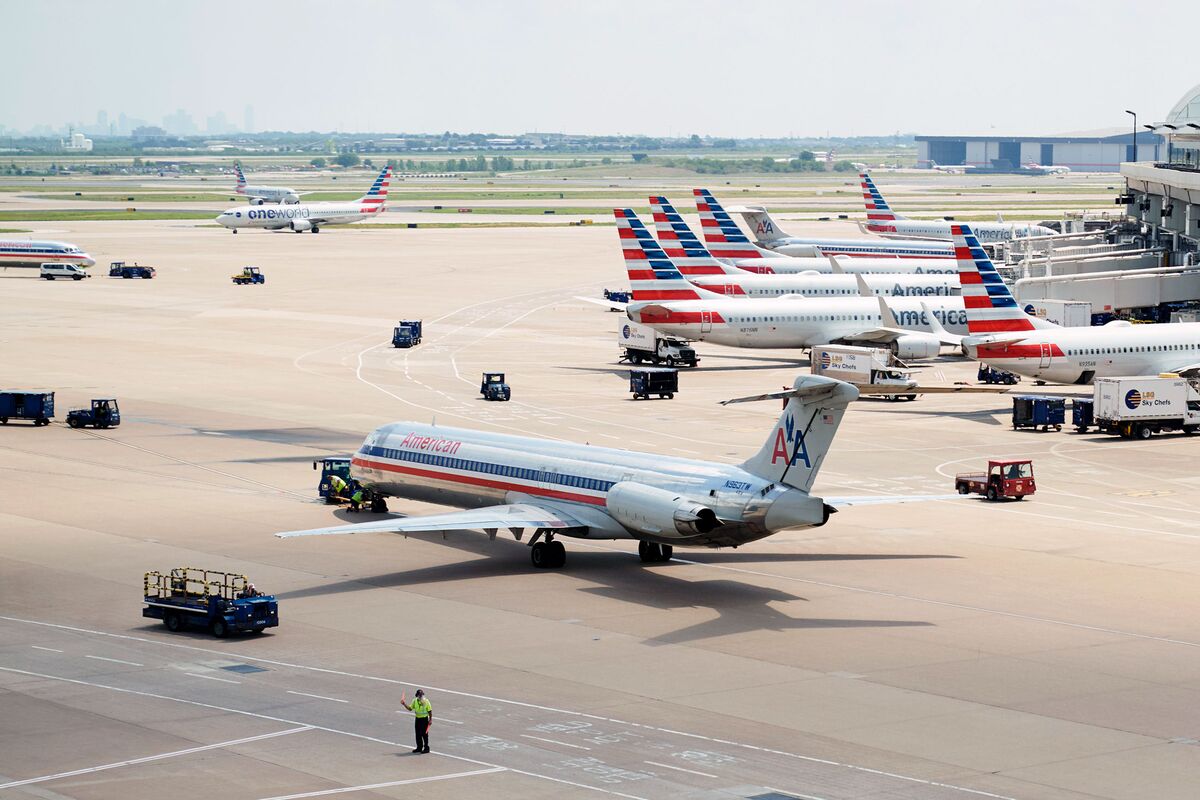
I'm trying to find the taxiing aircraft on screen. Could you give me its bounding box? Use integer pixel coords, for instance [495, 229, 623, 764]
[619, 209, 965, 358]
[696, 189, 957, 261]
[233, 162, 310, 205]
[278, 373, 959, 568]
[216, 166, 390, 233]
[649, 196, 959, 298]
[0, 239, 95, 269]
[929, 160, 974, 175]
[858, 173, 1056, 242]
[1021, 162, 1071, 176]
[955, 224, 1200, 384]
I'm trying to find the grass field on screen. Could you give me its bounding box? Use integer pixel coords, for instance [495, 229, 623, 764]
[0, 210, 214, 222]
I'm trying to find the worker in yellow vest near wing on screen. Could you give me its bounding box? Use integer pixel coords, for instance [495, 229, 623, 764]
[400, 689, 432, 753]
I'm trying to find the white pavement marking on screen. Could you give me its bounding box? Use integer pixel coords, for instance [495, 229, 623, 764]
[287, 690, 348, 703]
[643, 760, 716, 778]
[0, 617, 1012, 800]
[257, 767, 506, 800]
[436, 717, 464, 724]
[185, 672, 240, 684]
[520, 734, 591, 750]
[763, 787, 829, 800]
[30, 646, 62, 653]
[0, 666, 648, 800]
[84, 655, 143, 667]
[0, 726, 312, 789]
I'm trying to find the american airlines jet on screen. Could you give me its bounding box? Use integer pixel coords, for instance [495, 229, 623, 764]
[954, 224, 1200, 384]
[617, 209, 966, 359]
[216, 166, 390, 233]
[277, 373, 956, 568]
[859, 173, 1056, 242]
[696, 189, 957, 261]
[649, 196, 959, 298]
[0, 239, 95, 269]
[233, 162, 310, 205]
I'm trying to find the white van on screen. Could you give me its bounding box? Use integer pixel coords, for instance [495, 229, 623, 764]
[40, 263, 90, 281]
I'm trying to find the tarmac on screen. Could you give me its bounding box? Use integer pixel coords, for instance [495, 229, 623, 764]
[2, 198, 1200, 800]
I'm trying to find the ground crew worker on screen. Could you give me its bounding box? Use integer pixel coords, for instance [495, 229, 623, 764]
[328, 474, 349, 501]
[400, 689, 432, 753]
[349, 486, 364, 512]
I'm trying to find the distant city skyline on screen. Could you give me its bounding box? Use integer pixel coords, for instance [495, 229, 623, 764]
[4, 1, 1199, 138]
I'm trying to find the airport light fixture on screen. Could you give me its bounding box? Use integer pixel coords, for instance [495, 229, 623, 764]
[1125, 109, 1137, 161]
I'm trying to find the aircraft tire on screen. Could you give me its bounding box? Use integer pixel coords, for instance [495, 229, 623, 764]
[531, 542, 550, 569]
[548, 541, 566, 568]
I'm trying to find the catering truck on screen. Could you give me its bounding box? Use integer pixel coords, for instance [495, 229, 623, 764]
[810, 345, 917, 401]
[1093, 375, 1200, 439]
[617, 320, 698, 367]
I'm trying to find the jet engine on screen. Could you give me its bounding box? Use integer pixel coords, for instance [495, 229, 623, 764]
[282, 195, 301, 204]
[605, 482, 720, 539]
[251, 198, 266, 206]
[890, 332, 940, 360]
[290, 219, 313, 233]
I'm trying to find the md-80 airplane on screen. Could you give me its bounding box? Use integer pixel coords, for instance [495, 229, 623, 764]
[278, 373, 954, 568]
[696, 189, 957, 261]
[233, 162, 310, 205]
[649, 196, 959, 297]
[618, 209, 971, 358]
[858, 173, 1056, 242]
[953, 224, 1200, 384]
[0, 239, 95, 269]
[216, 166, 390, 233]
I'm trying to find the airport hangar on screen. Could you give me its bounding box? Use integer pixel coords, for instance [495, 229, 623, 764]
[1122, 82, 1200, 260]
[916, 130, 1163, 172]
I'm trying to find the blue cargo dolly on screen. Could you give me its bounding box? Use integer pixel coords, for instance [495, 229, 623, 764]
[0, 391, 54, 426]
[142, 567, 278, 637]
[1071, 398, 1095, 433]
[1012, 395, 1065, 432]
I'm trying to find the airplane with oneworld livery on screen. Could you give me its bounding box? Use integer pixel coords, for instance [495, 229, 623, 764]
[648, 196, 959, 298]
[857, 173, 1056, 242]
[0, 239, 95, 269]
[953, 224, 1200, 384]
[216, 166, 390, 233]
[616, 209, 989, 359]
[692, 189, 957, 271]
[277, 373, 958, 569]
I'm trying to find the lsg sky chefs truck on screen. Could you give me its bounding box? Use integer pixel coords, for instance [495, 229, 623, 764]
[1093, 375, 1200, 439]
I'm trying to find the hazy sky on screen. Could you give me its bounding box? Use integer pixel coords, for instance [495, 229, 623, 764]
[5, 0, 1198, 137]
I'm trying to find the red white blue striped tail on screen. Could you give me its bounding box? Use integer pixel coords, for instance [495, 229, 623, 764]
[952, 224, 1036, 333]
[616, 209, 704, 301]
[649, 196, 737, 276]
[235, 163, 247, 193]
[694, 188, 763, 260]
[860, 172, 900, 222]
[358, 166, 392, 213]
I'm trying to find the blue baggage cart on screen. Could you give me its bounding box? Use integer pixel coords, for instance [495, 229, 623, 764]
[143, 568, 278, 637]
[1071, 398, 1094, 433]
[0, 391, 54, 426]
[1012, 395, 1065, 432]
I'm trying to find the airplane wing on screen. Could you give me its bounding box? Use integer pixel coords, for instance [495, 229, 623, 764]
[855, 384, 1010, 395]
[835, 293, 961, 347]
[576, 296, 628, 311]
[825, 494, 964, 507]
[277, 503, 589, 539]
[1168, 362, 1200, 377]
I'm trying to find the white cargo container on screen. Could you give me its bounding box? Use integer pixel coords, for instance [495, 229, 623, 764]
[810, 345, 917, 400]
[1092, 375, 1200, 438]
[1024, 299, 1091, 327]
[617, 320, 697, 367]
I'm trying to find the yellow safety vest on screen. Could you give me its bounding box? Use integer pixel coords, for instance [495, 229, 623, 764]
[411, 697, 432, 718]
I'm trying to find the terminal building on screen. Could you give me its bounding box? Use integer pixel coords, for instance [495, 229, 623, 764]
[916, 131, 1163, 173]
[1121, 83, 1200, 262]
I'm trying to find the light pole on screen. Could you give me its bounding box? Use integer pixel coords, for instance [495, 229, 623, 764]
[1125, 110, 1137, 162]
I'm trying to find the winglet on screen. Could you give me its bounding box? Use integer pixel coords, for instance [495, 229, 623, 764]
[853, 272, 874, 298]
[827, 255, 845, 274]
[920, 300, 963, 346]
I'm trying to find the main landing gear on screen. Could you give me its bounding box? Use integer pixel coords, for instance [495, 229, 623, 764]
[638, 540, 673, 563]
[530, 532, 566, 569]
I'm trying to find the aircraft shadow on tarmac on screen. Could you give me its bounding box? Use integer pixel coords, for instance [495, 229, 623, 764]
[853, 406, 1009, 426]
[275, 533, 938, 644]
[199, 427, 362, 450]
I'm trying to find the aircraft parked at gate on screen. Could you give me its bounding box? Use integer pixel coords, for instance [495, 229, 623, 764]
[618, 209, 967, 359]
[278, 374, 956, 568]
[233, 162, 310, 205]
[216, 166, 390, 233]
[0, 239, 95, 269]
[695, 189, 957, 261]
[858, 173, 1056, 242]
[954, 224, 1200, 384]
[648, 196, 959, 298]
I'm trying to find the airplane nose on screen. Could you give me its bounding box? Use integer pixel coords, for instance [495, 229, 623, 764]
[80, 255, 95, 267]
[215, 214, 230, 227]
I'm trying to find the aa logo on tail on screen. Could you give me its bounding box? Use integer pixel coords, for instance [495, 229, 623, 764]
[756, 221, 774, 235]
[770, 414, 811, 467]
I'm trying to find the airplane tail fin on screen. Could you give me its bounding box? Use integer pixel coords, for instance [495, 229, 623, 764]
[736, 375, 859, 492]
[729, 204, 791, 245]
[649, 196, 739, 276]
[693, 188, 769, 259]
[952, 224, 1055, 334]
[616, 209, 724, 301]
[234, 162, 247, 193]
[860, 172, 903, 221]
[358, 166, 392, 213]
